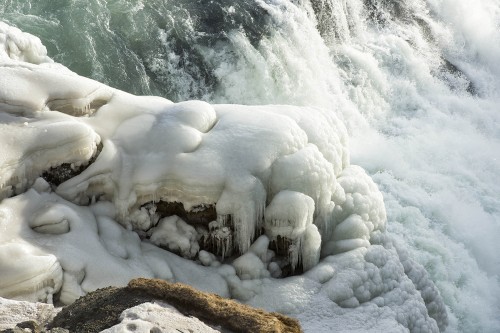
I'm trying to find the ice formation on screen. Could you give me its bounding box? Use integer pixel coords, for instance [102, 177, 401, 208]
[150, 216, 200, 259]
[1, 27, 383, 269]
[0, 21, 447, 332]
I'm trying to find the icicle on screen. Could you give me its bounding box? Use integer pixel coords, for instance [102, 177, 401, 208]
[264, 191, 318, 272]
[207, 218, 233, 258]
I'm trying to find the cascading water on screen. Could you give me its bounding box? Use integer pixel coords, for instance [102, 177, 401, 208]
[2, 0, 499, 331]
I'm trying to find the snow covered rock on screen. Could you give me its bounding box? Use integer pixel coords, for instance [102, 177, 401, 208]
[45, 278, 302, 333]
[103, 302, 221, 333]
[0, 297, 59, 331]
[0, 113, 100, 201]
[0, 188, 228, 305]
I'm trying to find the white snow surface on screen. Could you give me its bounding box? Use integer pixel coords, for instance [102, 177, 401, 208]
[102, 301, 221, 333]
[0, 297, 59, 330]
[150, 216, 200, 259]
[0, 22, 447, 332]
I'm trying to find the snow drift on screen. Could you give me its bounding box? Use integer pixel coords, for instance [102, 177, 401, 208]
[0, 21, 447, 332]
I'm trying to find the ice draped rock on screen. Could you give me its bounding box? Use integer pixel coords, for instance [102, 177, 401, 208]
[0, 22, 103, 200]
[0, 20, 386, 268]
[54, 97, 358, 259]
[0, 27, 385, 268]
[0, 21, 448, 332]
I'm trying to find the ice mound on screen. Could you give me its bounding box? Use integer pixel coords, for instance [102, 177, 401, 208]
[0, 189, 168, 304]
[249, 238, 447, 332]
[1, 21, 385, 272]
[0, 21, 53, 65]
[0, 22, 104, 200]
[0, 22, 447, 332]
[55, 98, 385, 270]
[0, 114, 100, 201]
[1, 38, 385, 270]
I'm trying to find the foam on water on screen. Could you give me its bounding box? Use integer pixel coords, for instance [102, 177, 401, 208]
[2, 0, 500, 331]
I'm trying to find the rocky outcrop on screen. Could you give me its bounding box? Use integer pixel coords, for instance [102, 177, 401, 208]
[44, 278, 301, 333]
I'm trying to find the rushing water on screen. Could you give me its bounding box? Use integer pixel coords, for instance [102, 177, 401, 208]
[2, 0, 500, 331]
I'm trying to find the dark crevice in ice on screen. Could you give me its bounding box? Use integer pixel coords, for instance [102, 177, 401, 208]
[269, 236, 304, 277]
[154, 201, 217, 225]
[42, 142, 103, 188]
[136, 200, 301, 278]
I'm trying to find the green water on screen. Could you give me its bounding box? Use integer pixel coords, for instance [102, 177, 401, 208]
[1, 0, 274, 101]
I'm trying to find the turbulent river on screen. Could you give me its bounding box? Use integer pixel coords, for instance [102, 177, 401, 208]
[1, 0, 500, 332]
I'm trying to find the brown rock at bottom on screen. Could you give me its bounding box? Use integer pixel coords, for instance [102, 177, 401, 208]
[48, 278, 302, 333]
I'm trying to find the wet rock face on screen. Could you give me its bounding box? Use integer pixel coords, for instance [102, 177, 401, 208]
[47, 278, 302, 333]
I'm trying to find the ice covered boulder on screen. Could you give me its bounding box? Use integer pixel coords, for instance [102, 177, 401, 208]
[0, 186, 228, 305]
[1, 24, 385, 269]
[0, 243, 62, 304]
[53, 98, 352, 259]
[0, 22, 104, 201]
[0, 114, 100, 201]
[323, 165, 387, 255]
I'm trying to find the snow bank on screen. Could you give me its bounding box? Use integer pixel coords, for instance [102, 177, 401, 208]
[0, 21, 447, 332]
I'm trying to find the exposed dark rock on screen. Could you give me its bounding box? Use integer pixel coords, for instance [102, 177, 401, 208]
[42, 143, 103, 187]
[154, 201, 217, 225]
[48, 278, 303, 333]
[128, 278, 302, 333]
[48, 287, 149, 332]
[16, 321, 39, 332]
[0, 320, 68, 333]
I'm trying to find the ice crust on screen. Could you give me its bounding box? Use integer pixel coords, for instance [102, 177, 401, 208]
[102, 301, 221, 333]
[0, 297, 59, 330]
[150, 216, 200, 259]
[0, 22, 447, 332]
